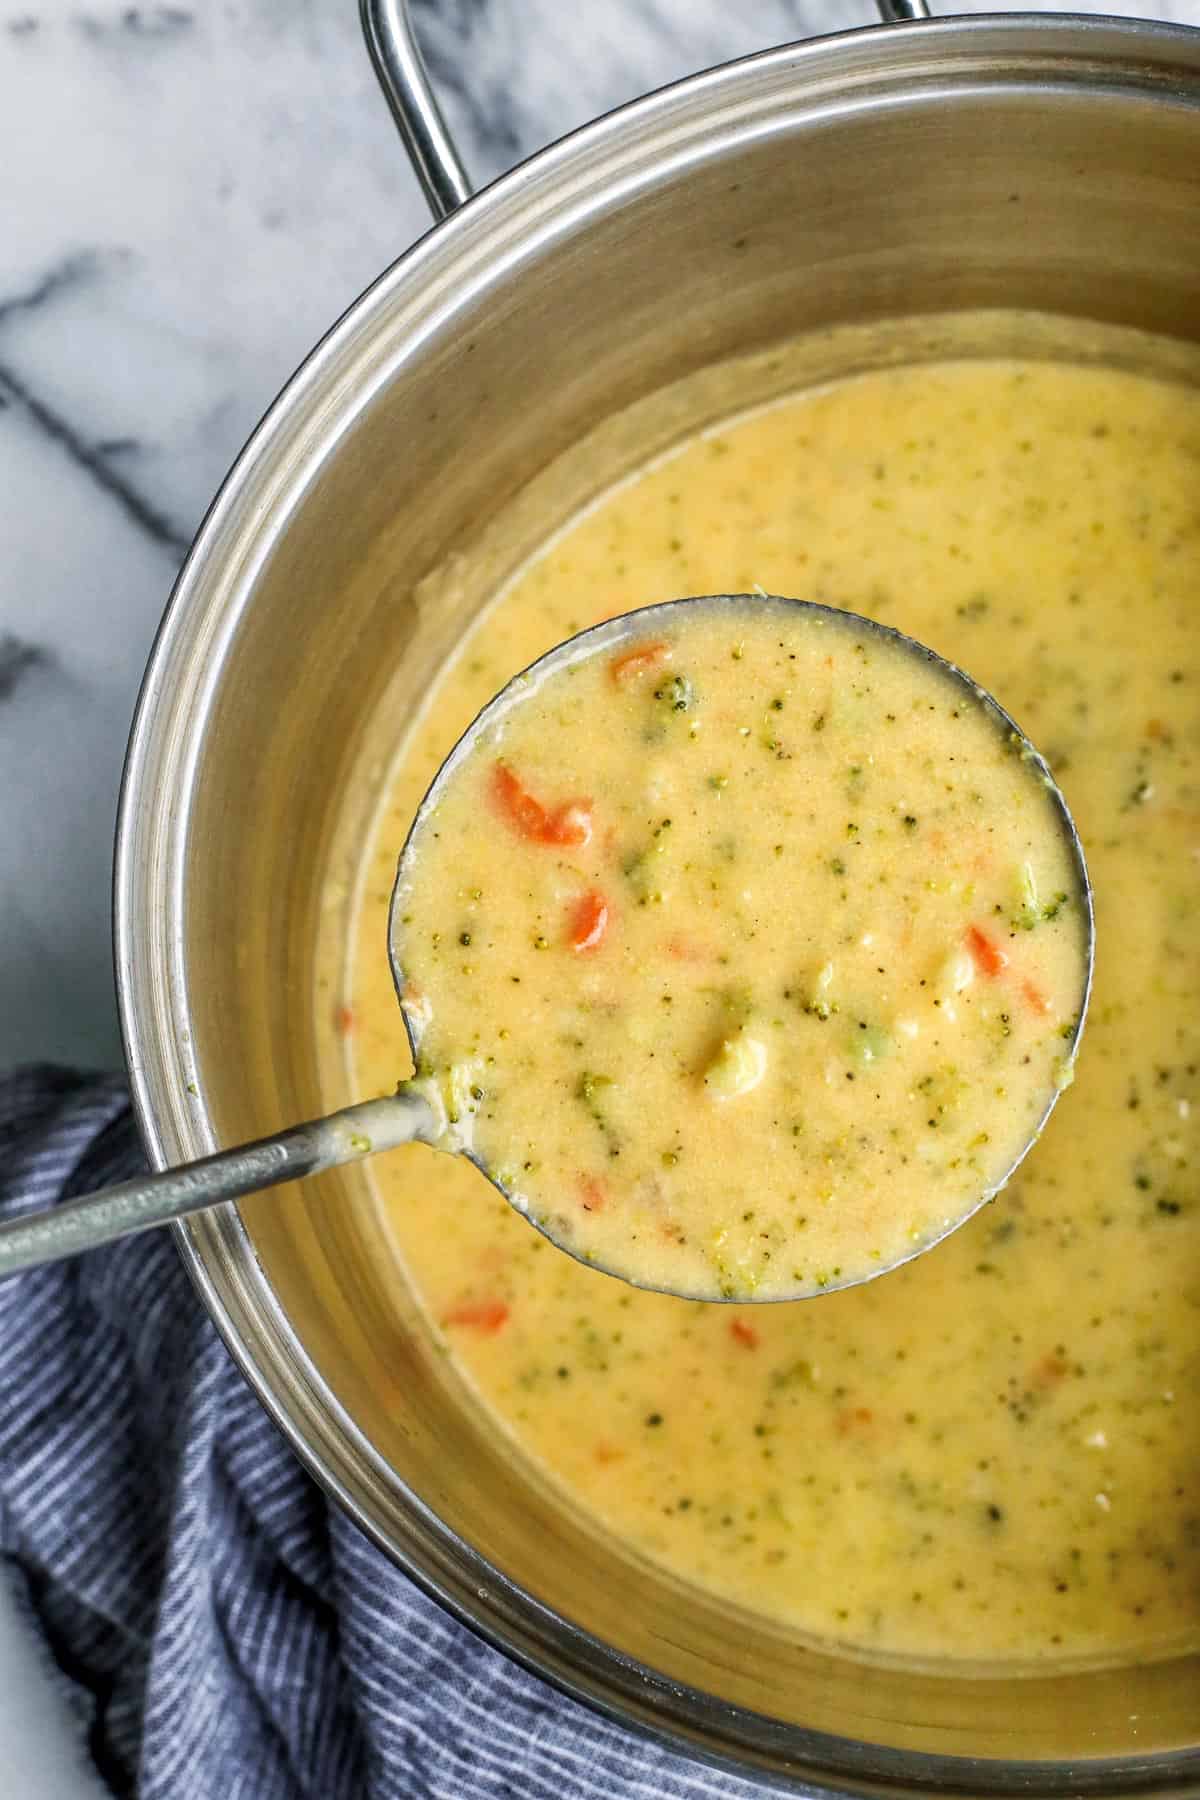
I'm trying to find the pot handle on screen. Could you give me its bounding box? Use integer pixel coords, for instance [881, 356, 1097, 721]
[359, 0, 472, 217]
[360, 0, 931, 223]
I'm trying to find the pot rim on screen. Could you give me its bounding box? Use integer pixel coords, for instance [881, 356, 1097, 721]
[114, 14, 1200, 1792]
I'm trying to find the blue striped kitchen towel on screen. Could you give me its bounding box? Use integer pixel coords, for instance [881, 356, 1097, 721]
[0, 1065, 782, 1800]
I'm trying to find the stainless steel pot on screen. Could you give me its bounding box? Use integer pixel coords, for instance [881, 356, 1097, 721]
[114, 4, 1200, 1791]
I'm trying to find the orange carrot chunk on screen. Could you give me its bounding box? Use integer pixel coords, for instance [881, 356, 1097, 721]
[579, 1175, 607, 1213]
[544, 801, 594, 847]
[1022, 978, 1052, 1017]
[1032, 1352, 1068, 1388]
[491, 762, 592, 847]
[609, 640, 670, 684]
[442, 1299, 510, 1334]
[966, 923, 1009, 977]
[569, 889, 610, 953]
[836, 1405, 875, 1437]
[665, 934, 713, 963]
[492, 762, 547, 837]
[730, 1317, 760, 1350]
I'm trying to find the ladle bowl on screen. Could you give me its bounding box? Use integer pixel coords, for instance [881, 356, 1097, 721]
[0, 596, 1093, 1292]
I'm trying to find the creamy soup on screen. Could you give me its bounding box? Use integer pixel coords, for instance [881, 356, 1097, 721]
[344, 354, 1200, 1666]
[395, 597, 1088, 1300]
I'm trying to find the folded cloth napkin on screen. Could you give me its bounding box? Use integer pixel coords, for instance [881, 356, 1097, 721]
[0, 1066, 781, 1800]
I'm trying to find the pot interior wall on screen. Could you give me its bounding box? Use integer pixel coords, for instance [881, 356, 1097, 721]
[145, 30, 1200, 1783]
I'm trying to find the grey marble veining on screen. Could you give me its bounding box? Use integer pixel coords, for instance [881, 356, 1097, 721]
[2, 0, 430, 1069]
[412, 0, 866, 182]
[2, 0, 1199, 1076]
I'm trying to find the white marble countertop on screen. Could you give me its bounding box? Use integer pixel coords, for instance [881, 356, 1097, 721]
[1, 0, 878, 1075]
[2, 0, 1198, 1792]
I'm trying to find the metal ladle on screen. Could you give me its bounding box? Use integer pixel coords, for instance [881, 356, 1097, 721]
[0, 596, 1094, 1288]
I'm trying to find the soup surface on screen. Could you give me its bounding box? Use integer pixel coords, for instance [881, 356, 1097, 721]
[345, 353, 1200, 1666]
[395, 597, 1088, 1301]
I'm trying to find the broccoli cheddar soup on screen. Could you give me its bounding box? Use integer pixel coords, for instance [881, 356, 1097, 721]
[394, 598, 1089, 1301]
[344, 351, 1200, 1666]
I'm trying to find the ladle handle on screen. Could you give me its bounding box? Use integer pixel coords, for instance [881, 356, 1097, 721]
[0, 1088, 435, 1282]
[360, 0, 931, 223]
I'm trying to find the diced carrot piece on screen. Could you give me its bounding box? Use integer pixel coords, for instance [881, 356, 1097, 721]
[333, 1004, 354, 1036]
[666, 935, 712, 963]
[546, 803, 593, 847]
[1022, 978, 1052, 1017]
[730, 1317, 759, 1350]
[442, 1299, 510, 1334]
[836, 1405, 875, 1437]
[569, 889, 610, 952]
[966, 924, 1009, 977]
[610, 640, 670, 684]
[492, 761, 545, 836]
[579, 1175, 607, 1213]
[491, 762, 592, 847]
[1032, 1352, 1068, 1388]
